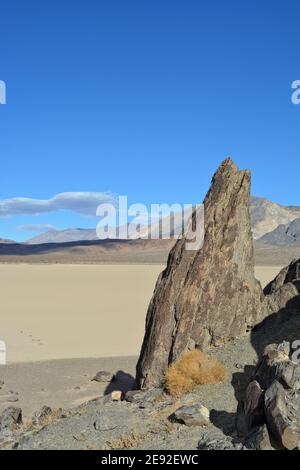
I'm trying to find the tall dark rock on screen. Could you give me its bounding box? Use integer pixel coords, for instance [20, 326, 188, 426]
[136, 158, 265, 389]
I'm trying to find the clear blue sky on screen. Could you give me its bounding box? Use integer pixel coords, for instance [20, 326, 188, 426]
[0, 0, 299, 241]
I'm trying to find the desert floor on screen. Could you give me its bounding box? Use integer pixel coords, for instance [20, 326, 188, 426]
[0, 264, 281, 416]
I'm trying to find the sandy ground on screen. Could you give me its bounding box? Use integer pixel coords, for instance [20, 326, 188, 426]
[254, 265, 282, 288]
[0, 264, 163, 363]
[0, 264, 281, 417]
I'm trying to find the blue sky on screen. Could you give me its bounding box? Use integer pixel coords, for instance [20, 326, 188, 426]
[0, 0, 299, 241]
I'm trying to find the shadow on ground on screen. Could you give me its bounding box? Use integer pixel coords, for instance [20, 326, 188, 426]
[104, 370, 135, 395]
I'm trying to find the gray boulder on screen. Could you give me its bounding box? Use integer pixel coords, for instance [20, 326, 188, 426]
[170, 404, 210, 427]
[92, 371, 115, 383]
[0, 406, 22, 434]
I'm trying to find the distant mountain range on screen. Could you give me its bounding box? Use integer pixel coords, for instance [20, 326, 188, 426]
[25, 210, 191, 244]
[250, 197, 300, 240]
[0, 238, 15, 244]
[22, 196, 300, 244]
[0, 196, 299, 266]
[256, 218, 300, 246]
[26, 228, 99, 245]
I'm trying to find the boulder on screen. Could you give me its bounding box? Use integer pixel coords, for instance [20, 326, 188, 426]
[264, 259, 300, 296]
[136, 158, 265, 389]
[198, 433, 246, 450]
[32, 406, 52, 426]
[0, 406, 22, 434]
[254, 342, 300, 390]
[170, 404, 210, 427]
[92, 371, 115, 383]
[263, 259, 300, 321]
[264, 380, 299, 450]
[94, 414, 116, 432]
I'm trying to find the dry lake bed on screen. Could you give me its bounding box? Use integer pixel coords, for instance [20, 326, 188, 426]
[0, 263, 282, 416]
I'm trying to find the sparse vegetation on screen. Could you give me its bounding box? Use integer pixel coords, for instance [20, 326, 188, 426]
[21, 409, 65, 433]
[105, 431, 146, 450]
[165, 349, 226, 397]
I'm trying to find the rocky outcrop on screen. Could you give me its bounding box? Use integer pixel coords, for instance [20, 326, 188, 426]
[136, 158, 265, 389]
[0, 407, 22, 435]
[264, 259, 300, 316]
[238, 342, 300, 450]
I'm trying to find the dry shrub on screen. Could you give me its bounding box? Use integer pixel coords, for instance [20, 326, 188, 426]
[37, 408, 64, 428]
[106, 431, 145, 450]
[165, 349, 226, 397]
[21, 408, 65, 433]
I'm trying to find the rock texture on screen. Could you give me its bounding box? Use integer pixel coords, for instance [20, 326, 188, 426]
[254, 341, 300, 390]
[0, 407, 22, 435]
[237, 342, 300, 450]
[170, 404, 210, 427]
[136, 158, 264, 389]
[264, 380, 299, 450]
[264, 259, 300, 310]
[92, 371, 115, 383]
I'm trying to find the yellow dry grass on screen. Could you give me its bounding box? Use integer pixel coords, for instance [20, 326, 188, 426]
[165, 349, 226, 397]
[105, 431, 145, 450]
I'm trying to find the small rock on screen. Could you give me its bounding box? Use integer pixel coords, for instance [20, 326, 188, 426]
[74, 386, 81, 390]
[111, 390, 124, 401]
[94, 415, 116, 432]
[0, 380, 4, 386]
[198, 433, 245, 450]
[32, 406, 52, 425]
[124, 388, 164, 408]
[0, 406, 22, 433]
[7, 396, 19, 403]
[235, 363, 244, 370]
[170, 404, 210, 427]
[92, 371, 115, 383]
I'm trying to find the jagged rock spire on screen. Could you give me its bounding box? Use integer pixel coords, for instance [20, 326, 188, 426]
[136, 158, 264, 389]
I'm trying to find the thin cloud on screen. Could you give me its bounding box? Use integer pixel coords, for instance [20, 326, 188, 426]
[0, 192, 116, 217]
[18, 224, 58, 233]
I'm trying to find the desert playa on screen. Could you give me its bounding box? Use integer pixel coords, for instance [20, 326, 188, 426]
[0, 264, 281, 364]
[0, 263, 281, 416]
[0, 264, 164, 363]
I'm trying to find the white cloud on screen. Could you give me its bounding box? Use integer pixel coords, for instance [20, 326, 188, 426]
[0, 192, 116, 217]
[18, 224, 58, 233]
